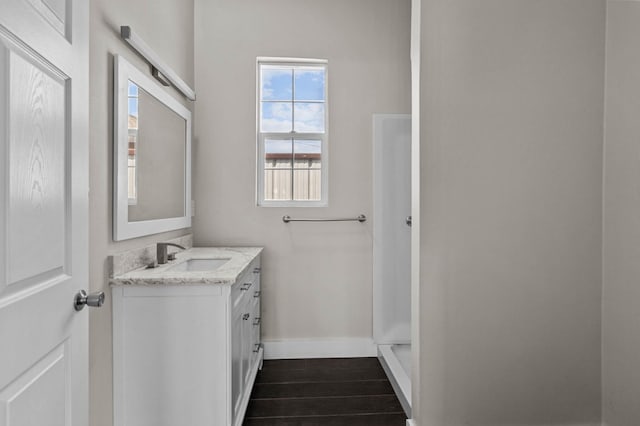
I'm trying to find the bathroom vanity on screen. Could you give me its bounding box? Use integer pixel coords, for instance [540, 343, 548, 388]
[110, 247, 263, 426]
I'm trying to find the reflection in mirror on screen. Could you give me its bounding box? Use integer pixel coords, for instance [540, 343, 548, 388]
[114, 55, 191, 241]
[128, 82, 138, 203]
[126, 80, 186, 222]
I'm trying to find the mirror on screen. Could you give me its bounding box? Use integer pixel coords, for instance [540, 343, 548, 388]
[113, 55, 191, 241]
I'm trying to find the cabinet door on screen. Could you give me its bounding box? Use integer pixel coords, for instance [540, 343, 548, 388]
[231, 305, 244, 423]
[241, 304, 253, 387]
[251, 287, 261, 364]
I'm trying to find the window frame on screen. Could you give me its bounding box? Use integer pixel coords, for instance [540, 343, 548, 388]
[256, 57, 329, 207]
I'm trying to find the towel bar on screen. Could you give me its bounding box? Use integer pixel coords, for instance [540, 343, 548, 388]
[282, 214, 366, 223]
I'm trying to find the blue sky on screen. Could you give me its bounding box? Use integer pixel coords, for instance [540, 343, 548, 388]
[128, 81, 138, 116]
[261, 66, 325, 133]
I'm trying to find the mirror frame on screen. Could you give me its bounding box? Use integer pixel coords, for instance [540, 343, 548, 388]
[113, 54, 192, 241]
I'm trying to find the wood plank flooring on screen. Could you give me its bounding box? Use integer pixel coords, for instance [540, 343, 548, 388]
[244, 357, 407, 425]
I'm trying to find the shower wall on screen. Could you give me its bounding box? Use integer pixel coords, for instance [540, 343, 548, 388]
[373, 115, 412, 345]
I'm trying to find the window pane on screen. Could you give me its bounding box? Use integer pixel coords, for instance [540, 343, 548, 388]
[265, 139, 292, 168]
[129, 100, 138, 122]
[261, 102, 293, 132]
[261, 67, 293, 101]
[294, 140, 321, 168]
[293, 169, 321, 201]
[292, 139, 322, 200]
[128, 81, 138, 96]
[294, 68, 325, 101]
[294, 103, 325, 133]
[308, 169, 321, 200]
[264, 169, 292, 200]
[265, 139, 292, 153]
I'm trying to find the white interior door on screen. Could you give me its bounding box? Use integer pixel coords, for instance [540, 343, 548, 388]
[373, 114, 411, 344]
[0, 0, 89, 425]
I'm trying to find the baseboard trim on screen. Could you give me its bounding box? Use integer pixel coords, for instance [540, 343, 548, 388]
[263, 338, 377, 359]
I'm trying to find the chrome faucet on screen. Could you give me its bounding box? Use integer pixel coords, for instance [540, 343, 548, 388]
[157, 242, 186, 264]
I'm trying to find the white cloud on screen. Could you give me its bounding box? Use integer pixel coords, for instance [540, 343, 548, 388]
[294, 103, 324, 132]
[268, 103, 292, 119]
[262, 68, 292, 100]
[262, 118, 291, 133]
[261, 102, 292, 132]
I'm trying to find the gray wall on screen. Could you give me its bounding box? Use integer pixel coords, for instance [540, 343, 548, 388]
[88, 0, 194, 425]
[416, 1, 605, 424]
[193, 0, 411, 343]
[602, 1, 640, 425]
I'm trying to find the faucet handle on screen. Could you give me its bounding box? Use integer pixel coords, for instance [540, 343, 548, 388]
[157, 242, 186, 250]
[157, 242, 187, 264]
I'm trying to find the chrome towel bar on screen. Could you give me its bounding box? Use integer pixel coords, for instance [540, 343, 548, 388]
[282, 214, 367, 223]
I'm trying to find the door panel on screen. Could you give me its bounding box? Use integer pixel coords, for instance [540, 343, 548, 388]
[24, 0, 69, 38]
[0, 342, 69, 426]
[0, 0, 88, 425]
[0, 280, 73, 392]
[6, 41, 68, 287]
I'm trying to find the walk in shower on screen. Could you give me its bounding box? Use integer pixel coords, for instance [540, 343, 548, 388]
[373, 114, 412, 416]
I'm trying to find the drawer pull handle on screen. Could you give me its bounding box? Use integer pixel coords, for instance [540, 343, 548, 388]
[253, 343, 262, 353]
[253, 267, 261, 274]
[242, 313, 250, 321]
[240, 282, 252, 291]
[253, 317, 261, 326]
[253, 290, 261, 298]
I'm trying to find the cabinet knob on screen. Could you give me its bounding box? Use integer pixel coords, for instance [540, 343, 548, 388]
[242, 313, 250, 320]
[253, 317, 261, 326]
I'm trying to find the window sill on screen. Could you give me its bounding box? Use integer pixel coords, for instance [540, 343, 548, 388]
[257, 200, 328, 208]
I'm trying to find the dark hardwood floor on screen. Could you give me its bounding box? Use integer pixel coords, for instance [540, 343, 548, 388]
[244, 357, 407, 426]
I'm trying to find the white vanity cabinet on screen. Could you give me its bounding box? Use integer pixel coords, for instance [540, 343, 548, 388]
[111, 250, 262, 426]
[230, 263, 262, 424]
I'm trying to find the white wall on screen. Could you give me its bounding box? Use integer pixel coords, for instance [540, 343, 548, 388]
[602, 2, 640, 425]
[88, 1, 194, 425]
[193, 0, 411, 347]
[416, 1, 605, 424]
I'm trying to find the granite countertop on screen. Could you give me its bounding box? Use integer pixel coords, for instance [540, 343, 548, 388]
[110, 247, 263, 286]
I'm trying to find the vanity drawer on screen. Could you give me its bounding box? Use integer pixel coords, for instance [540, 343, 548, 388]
[231, 260, 261, 309]
[250, 294, 261, 361]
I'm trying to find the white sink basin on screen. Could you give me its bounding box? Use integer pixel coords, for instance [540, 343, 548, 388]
[168, 258, 231, 272]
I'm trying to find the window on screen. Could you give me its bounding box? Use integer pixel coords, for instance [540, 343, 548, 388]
[257, 58, 328, 206]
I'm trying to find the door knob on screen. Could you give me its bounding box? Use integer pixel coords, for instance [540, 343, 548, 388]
[406, 216, 412, 227]
[74, 290, 105, 311]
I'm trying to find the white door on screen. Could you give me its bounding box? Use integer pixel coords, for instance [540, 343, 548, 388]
[373, 114, 412, 344]
[0, 0, 90, 425]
